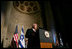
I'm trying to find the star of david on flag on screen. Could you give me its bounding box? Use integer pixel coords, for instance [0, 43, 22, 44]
[19, 26, 25, 48]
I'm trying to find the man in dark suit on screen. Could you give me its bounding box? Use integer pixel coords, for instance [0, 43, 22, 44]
[25, 23, 40, 48]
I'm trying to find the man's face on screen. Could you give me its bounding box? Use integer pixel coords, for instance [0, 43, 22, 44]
[33, 24, 37, 30]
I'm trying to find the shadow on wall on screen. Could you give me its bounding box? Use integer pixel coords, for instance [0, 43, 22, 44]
[1, 1, 8, 14]
[1, 41, 3, 48]
[7, 46, 11, 48]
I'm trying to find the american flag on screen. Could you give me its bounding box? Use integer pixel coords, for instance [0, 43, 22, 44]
[13, 25, 19, 48]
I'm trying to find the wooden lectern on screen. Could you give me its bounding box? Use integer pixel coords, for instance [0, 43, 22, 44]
[39, 29, 53, 48]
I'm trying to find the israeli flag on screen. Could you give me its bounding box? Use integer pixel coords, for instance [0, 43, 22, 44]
[19, 27, 25, 48]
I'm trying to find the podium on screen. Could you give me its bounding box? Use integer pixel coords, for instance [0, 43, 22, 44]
[39, 29, 53, 48]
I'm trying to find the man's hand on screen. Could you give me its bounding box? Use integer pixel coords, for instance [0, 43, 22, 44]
[25, 38, 28, 46]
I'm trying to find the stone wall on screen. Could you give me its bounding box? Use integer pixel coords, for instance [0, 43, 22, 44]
[1, 12, 5, 43]
[3, 1, 43, 47]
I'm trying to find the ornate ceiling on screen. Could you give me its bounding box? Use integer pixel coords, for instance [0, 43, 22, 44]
[13, 1, 41, 14]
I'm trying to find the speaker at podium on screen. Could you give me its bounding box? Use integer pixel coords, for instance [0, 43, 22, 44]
[39, 29, 53, 48]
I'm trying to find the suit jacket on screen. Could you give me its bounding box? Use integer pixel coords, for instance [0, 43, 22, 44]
[25, 28, 40, 48]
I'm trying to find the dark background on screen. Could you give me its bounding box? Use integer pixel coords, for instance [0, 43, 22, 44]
[39, 0, 72, 47]
[50, 0, 72, 47]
